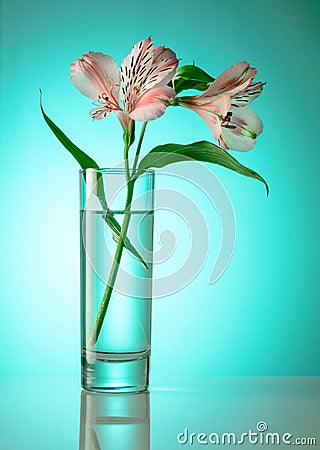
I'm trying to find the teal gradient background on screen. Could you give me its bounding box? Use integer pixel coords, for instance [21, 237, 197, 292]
[1, 0, 319, 382]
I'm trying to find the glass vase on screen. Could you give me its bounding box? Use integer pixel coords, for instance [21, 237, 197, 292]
[80, 168, 154, 392]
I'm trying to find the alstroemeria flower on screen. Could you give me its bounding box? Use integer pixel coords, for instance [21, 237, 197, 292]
[70, 38, 178, 129]
[177, 61, 264, 151]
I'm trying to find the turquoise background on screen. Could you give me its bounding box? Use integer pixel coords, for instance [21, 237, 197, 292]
[1, 0, 319, 381]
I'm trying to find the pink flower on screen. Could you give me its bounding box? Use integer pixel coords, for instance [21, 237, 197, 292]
[178, 62, 264, 151]
[70, 38, 178, 129]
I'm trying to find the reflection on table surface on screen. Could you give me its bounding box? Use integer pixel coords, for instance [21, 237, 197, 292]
[79, 390, 150, 450]
[0, 377, 319, 449]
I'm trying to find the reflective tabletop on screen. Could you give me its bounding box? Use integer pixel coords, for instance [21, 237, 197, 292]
[0, 377, 319, 449]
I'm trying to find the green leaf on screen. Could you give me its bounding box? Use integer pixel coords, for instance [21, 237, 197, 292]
[171, 64, 214, 94]
[136, 141, 269, 195]
[40, 90, 109, 208]
[175, 65, 214, 83]
[40, 90, 100, 171]
[173, 78, 210, 94]
[40, 91, 149, 268]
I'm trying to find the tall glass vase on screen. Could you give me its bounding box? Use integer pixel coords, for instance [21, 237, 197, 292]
[80, 168, 154, 392]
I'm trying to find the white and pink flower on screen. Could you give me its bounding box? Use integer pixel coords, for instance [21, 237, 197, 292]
[70, 37, 178, 129]
[177, 62, 264, 151]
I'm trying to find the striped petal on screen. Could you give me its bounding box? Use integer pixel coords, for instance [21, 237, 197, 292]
[205, 61, 256, 98]
[90, 106, 112, 120]
[231, 81, 265, 107]
[150, 46, 179, 86]
[120, 38, 178, 118]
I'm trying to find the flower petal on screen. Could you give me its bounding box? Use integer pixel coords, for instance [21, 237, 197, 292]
[120, 38, 155, 105]
[90, 106, 112, 120]
[150, 46, 179, 86]
[115, 111, 133, 131]
[70, 59, 99, 99]
[206, 61, 256, 98]
[231, 81, 265, 107]
[71, 52, 120, 103]
[179, 94, 231, 141]
[128, 85, 175, 122]
[194, 95, 231, 140]
[120, 38, 178, 114]
[219, 107, 263, 151]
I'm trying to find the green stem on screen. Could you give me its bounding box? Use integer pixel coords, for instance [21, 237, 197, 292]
[132, 122, 148, 175]
[87, 180, 135, 347]
[124, 140, 130, 184]
[87, 123, 147, 347]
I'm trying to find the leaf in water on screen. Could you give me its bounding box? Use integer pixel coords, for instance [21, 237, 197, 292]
[136, 140, 269, 195]
[105, 214, 149, 270]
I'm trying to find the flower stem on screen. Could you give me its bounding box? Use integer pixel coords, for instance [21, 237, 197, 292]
[132, 122, 148, 175]
[124, 140, 130, 183]
[87, 123, 148, 347]
[87, 179, 135, 347]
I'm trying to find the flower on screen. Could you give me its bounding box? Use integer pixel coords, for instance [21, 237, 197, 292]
[70, 38, 178, 129]
[177, 61, 264, 151]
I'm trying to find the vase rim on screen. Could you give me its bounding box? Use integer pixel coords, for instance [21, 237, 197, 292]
[79, 168, 155, 174]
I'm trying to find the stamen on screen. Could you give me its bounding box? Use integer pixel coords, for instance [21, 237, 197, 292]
[221, 111, 233, 126]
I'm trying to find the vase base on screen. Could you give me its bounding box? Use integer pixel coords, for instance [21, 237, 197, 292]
[81, 348, 150, 393]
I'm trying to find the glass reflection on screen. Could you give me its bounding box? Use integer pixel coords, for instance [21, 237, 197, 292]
[79, 390, 150, 450]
